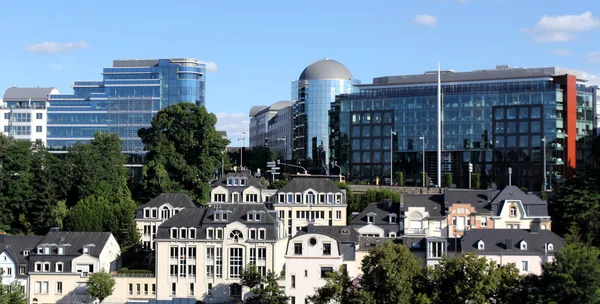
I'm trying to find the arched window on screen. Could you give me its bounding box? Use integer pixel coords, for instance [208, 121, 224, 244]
[229, 230, 243, 242]
[161, 206, 170, 219]
[509, 206, 517, 217]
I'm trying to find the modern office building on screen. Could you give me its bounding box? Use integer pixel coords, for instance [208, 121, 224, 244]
[292, 58, 359, 173]
[248, 101, 293, 160]
[0, 87, 57, 144]
[330, 66, 597, 190]
[46, 58, 206, 155]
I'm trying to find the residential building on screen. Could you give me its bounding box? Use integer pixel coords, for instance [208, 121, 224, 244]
[46, 58, 206, 154]
[104, 275, 157, 303]
[272, 178, 347, 236]
[154, 204, 287, 302]
[350, 199, 401, 238]
[0, 234, 43, 296]
[0, 87, 56, 144]
[461, 228, 564, 275]
[136, 193, 197, 251]
[285, 224, 359, 304]
[330, 66, 596, 189]
[401, 194, 446, 238]
[209, 171, 276, 204]
[27, 229, 120, 304]
[293, 58, 360, 173]
[443, 188, 494, 237]
[487, 185, 552, 231]
[249, 101, 293, 161]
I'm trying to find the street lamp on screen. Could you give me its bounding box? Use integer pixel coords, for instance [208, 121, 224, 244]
[390, 130, 397, 186]
[334, 161, 342, 181]
[277, 137, 287, 174]
[419, 135, 425, 187]
[238, 131, 247, 170]
[542, 136, 547, 191]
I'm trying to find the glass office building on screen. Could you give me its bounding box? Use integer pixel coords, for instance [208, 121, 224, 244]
[330, 66, 596, 190]
[292, 58, 359, 173]
[47, 58, 206, 154]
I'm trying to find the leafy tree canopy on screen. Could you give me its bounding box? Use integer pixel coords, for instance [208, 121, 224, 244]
[86, 271, 116, 303]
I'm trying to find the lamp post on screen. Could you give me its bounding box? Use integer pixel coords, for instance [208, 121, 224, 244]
[542, 136, 547, 192]
[238, 131, 247, 170]
[390, 130, 397, 186]
[419, 135, 425, 187]
[277, 137, 287, 175]
[334, 161, 342, 182]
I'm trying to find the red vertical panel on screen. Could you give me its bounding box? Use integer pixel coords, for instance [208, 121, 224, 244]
[556, 75, 578, 177]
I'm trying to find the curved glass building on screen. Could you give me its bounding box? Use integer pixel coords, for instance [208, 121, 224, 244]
[292, 58, 359, 173]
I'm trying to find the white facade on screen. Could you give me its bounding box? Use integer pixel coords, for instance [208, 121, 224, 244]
[0, 251, 24, 292]
[0, 103, 48, 144]
[403, 206, 446, 238]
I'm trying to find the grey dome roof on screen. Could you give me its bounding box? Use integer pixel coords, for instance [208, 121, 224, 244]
[298, 58, 352, 81]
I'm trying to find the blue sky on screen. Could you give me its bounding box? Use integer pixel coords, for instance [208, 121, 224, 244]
[0, 0, 599, 142]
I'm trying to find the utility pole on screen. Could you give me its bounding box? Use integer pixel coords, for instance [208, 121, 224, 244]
[468, 162, 473, 189]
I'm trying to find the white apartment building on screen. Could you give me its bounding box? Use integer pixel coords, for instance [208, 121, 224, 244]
[0, 235, 43, 297]
[27, 229, 121, 304]
[0, 87, 56, 145]
[154, 203, 288, 302]
[135, 193, 197, 251]
[209, 171, 276, 204]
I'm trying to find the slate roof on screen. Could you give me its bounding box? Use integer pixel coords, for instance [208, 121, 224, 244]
[401, 194, 445, 218]
[277, 178, 342, 193]
[488, 186, 549, 217]
[350, 201, 400, 226]
[444, 189, 492, 214]
[211, 171, 263, 189]
[295, 225, 359, 243]
[31, 231, 112, 258]
[139, 193, 197, 209]
[357, 237, 402, 252]
[461, 229, 564, 255]
[0, 235, 43, 264]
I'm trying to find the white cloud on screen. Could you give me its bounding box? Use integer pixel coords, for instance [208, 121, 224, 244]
[46, 63, 64, 71]
[552, 48, 575, 56]
[215, 112, 249, 145]
[26, 41, 89, 54]
[522, 12, 600, 43]
[582, 71, 600, 87]
[586, 51, 600, 63]
[412, 14, 438, 27]
[199, 61, 218, 72]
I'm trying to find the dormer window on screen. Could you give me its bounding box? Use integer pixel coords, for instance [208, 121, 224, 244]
[37, 247, 42, 254]
[144, 208, 150, 218]
[151, 208, 157, 218]
[477, 240, 485, 250]
[328, 194, 334, 204]
[43, 247, 50, 255]
[249, 228, 257, 240]
[161, 206, 170, 219]
[520, 241, 527, 250]
[240, 178, 246, 186]
[258, 228, 266, 240]
[171, 228, 179, 239]
[389, 214, 397, 224]
[189, 228, 196, 239]
[279, 194, 285, 203]
[83, 247, 89, 255]
[546, 243, 554, 252]
[56, 262, 64, 272]
[216, 228, 224, 239]
[227, 178, 233, 186]
[34, 262, 42, 272]
[341, 228, 350, 234]
[233, 179, 239, 186]
[207, 228, 214, 239]
[214, 210, 230, 221]
[23, 250, 29, 257]
[180, 228, 187, 239]
[58, 247, 64, 255]
[509, 206, 517, 217]
[366, 213, 376, 224]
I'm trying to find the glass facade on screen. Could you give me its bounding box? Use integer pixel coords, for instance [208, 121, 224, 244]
[292, 79, 358, 173]
[331, 77, 596, 190]
[47, 59, 206, 153]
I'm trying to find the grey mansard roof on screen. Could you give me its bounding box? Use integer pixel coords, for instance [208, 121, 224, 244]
[350, 201, 400, 226]
[3, 87, 58, 101]
[0, 235, 43, 265]
[444, 189, 492, 214]
[136, 193, 197, 218]
[489, 186, 549, 217]
[299, 58, 353, 81]
[31, 231, 112, 258]
[277, 178, 343, 194]
[461, 229, 564, 255]
[211, 171, 264, 189]
[402, 194, 446, 218]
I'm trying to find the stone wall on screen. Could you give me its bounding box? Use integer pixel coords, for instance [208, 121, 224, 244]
[348, 185, 445, 195]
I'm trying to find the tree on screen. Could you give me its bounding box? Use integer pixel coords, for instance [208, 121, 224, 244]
[350, 189, 400, 215]
[270, 179, 288, 189]
[540, 240, 600, 303]
[307, 264, 360, 304]
[395, 172, 405, 186]
[139, 103, 229, 202]
[359, 241, 423, 304]
[229, 146, 276, 175]
[241, 266, 289, 304]
[0, 270, 26, 304]
[86, 271, 116, 303]
[471, 172, 481, 189]
[442, 173, 453, 188]
[427, 254, 521, 304]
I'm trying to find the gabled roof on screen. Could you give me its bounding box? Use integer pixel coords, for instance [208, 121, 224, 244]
[139, 193, 197, 209]
[489, 186, 549, 217]
[402, 194, 445, 217]
[277, 178, 342, 194]
[294, 225, 359, 243]
[33, 231, 112, 257]
[350, 201, 399, 226]
[211, 171, 263, 189]
[0, 235, 43, 264]
[461, 229, 564, 254]
[444, 189, 492, 214]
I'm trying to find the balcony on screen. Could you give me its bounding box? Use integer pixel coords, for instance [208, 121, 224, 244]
[406, 228, 426, 235]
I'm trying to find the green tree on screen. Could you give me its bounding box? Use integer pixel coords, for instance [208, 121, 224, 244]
[86, 271, 116, 303]
[270, 179, 289, 189]
[229, 146, 276, 175]
[350, 189, 400, 215]
[540, 239, 600, 303]
[0, 268, 26, 304]
[359, 241, 423, 304]
[241, 266, 289, 304]
[423, 172, 430, 187]
[395, 172, 405, 186]
[307, 264, 360, 304]
[138, 103, 229, 203]
[471, 172, 481, 189]
[442, 173, 453, 188]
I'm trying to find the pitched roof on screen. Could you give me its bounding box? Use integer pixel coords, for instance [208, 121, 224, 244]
[158, 207, 208, 228]
[211, 171, 263, 189]
[0, 235, 43, 264]
[461, 229, 563, 254]
[33, 231, 112, 257]
[444, 189, 492, 214]
[139, 193, 197, 209]
[277, 178, 342, 193]
[294, 225, 359, 243]
[489, 186, 549, 217]
[402, 194, 445, 217]
[350, 201, 400, 226]
[357, 237, 402, 252]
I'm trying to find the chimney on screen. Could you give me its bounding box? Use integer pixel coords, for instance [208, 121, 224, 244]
[351, 212, 360, 220]
[506, 238, 513, 251]
[0, 234, 5, 244]
[49, 227, 60, 233]
[531, 224, 539, 234]
[491, 183, 498, 191]
[307, 221, 316, 233]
